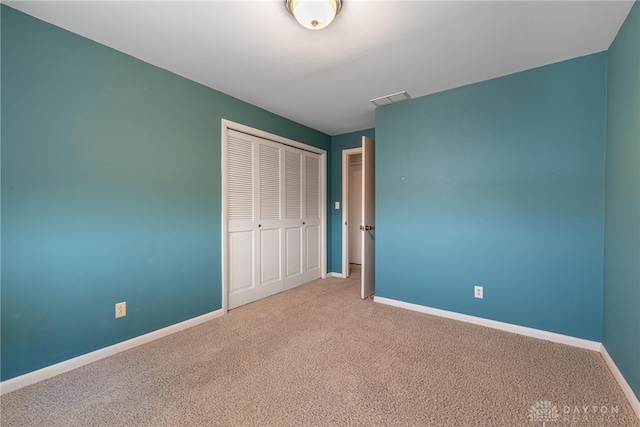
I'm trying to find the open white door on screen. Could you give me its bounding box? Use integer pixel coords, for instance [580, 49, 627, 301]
[361, 136, 375, 299]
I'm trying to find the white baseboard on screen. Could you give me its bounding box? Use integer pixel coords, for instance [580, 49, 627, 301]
[0, 309, 224, 396]
[373, 296, 602, 351]
[600, 345, 640, 420]
[327, 272, 346, 279]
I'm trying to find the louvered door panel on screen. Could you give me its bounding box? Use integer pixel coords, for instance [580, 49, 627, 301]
[305, 155, 320, 219]
[284, 150, 303, 289]
[227, 132, 256, 309]
[259, 144, 281, 221]
[303, 154, 321, 281]
[285, 151, 302, 220]
[228, 135, 253, 221]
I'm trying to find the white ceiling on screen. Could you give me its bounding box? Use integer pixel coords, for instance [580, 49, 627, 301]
[5, 1, 634, 136]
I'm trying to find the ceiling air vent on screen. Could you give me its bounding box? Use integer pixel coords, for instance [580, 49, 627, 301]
[370, 91, 411, 107]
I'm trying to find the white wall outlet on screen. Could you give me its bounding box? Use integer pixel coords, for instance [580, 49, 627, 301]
[335, 201, 340, 209]
[474, 286, 483, 299]
[115, 301, 127, 318]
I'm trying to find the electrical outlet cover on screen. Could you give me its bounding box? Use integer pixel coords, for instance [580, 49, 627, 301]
[474, 286, 483, 299]
[115, 301, 127, 318]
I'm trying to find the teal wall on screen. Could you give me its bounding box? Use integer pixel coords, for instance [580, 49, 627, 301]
[603, 2, 640, 400]
[0, 6, 330, 381]
[328, 128, 375, 273]
[375, 53, 607, 341]
[2, 2, 638, 399]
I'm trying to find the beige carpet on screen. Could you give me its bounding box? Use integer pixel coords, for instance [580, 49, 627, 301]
[1, 269, 638, 426]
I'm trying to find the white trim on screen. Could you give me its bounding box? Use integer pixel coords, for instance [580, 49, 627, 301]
[0, 309, 224, 396]
[220, 119, 328, 309]
[600, 345, 640, 420]
[341, 147, 362, 279]
[221, 123, 230, 315]
[373, 296, 602, 351]
[327, 272, 347, 279]
[319, 150, 328, 279]
[222, 119, 325, 155]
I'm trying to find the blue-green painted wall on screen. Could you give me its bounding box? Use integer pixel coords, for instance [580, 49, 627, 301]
[3, 2, 638, 398]
[328, 128, 375, 273]
[375, 53, 607, 341]
[603, 2, 640, 400]
[0, 6, 330, 381]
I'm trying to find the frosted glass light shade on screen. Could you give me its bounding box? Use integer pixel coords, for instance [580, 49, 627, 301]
[286, 0, 342, 30]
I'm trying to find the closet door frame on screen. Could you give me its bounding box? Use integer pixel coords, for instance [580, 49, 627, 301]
[221, 119, 327, 313]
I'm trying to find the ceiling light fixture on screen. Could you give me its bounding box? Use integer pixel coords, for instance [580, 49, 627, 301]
[285, 0, 342, 30]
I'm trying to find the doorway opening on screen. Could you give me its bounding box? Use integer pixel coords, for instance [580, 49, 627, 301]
[341, 147, 362, 279]
[341, 136, 375, 300]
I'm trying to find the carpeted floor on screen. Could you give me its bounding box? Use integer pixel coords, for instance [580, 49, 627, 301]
[1, 268, 638, 426]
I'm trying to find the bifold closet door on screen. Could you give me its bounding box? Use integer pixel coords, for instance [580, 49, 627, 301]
[302, 155, 321, 282]
[227, 131, 283, 309]
[256, 142, 284, 296]
[283, 150, 304, 290]
[283, 152, 321, 289]
[227, 130, 321, 309]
